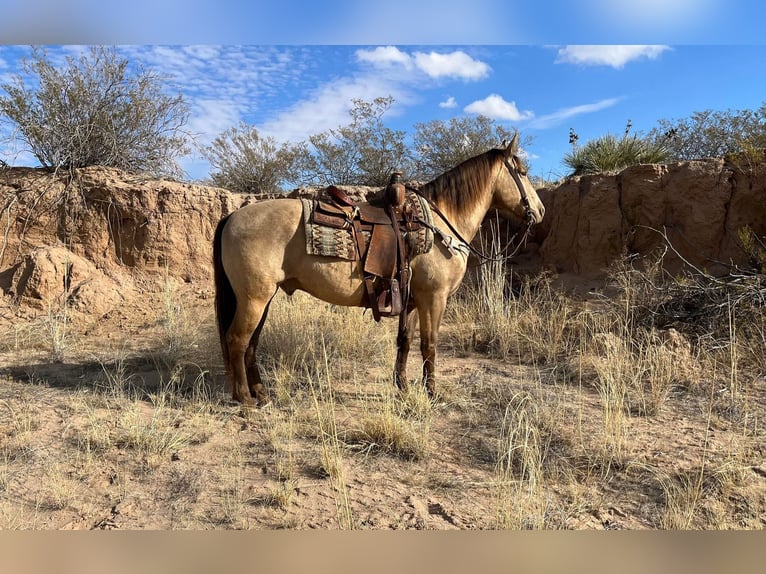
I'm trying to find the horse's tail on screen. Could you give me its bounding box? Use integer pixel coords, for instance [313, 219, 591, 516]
[213, 214, 235, 371]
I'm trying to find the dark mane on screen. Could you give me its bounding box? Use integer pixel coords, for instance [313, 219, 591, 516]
[417, 148, 504, 214]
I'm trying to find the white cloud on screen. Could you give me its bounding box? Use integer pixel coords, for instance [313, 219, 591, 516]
[529, 97, 621, 129]
[121, 45, 310, 103]
[439, 96, 457, 109]
[261, 48, 491, 146]
[181, 45, 223, 61]
[555, 45, 670, 68]
[356, 46, 413, 69]
[413, 50, 490, 80]
[258, 75, 408, 144]
[464, 94, 533, 122]
[522, 150, 539, 161]
[187, 99, 243, 146]
[356, 47, 490, 81]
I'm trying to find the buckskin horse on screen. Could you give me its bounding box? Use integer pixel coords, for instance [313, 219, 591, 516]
[213, 134, 545, 406]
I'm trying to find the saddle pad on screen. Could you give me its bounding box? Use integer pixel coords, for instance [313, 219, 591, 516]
[406, 192, 434, 255]
[301, 198, 359, 260]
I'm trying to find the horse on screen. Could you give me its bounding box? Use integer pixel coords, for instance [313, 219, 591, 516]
[213, 133, 545, 406]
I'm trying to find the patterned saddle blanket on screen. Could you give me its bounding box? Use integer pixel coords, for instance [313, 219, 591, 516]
[300, 191, 434, 261]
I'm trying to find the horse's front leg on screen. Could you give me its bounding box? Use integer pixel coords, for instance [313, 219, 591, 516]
[418, 294, 448, 397]
[394, 307, 418, 391]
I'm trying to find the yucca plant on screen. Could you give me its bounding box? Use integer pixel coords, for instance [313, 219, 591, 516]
[564, 124, 670, 176]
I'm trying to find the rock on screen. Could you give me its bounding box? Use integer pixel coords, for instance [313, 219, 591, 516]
[0, 166, 257, 285]
[8, 246, 127, 315]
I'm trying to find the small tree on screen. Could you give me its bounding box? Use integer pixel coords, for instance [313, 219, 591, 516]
[564, 122, 670, 176]
[203, 123, 306, 194]
[648, 104, 766, 162]
[303, 96, 411, 186]
[411, 115, 518, 180]
[0, 46, 190, 177]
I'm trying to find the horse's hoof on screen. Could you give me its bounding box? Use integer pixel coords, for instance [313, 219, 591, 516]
[236, 397, 271, 410]
[236, 397, 256, 408]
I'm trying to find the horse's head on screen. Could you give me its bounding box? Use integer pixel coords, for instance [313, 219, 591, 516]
[491, 134, 545, 226]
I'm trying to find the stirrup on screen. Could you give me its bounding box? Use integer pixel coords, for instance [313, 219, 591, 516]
[376, 279, 402, 317]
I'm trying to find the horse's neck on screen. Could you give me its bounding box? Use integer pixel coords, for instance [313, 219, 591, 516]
[428, 183, 493, 243]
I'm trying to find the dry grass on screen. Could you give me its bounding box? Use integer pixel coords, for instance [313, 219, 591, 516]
[493, 390, 546, 529]
[344, 382, 432, 462]
[0, 249, 764, 529]
[309, 367, 354, 529]
[449, 266, 589, 371]
[259, 292, 392, 388]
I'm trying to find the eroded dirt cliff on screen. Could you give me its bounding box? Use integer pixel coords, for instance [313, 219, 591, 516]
[1, 156, 765, 312]
[536, 156, 766, 277]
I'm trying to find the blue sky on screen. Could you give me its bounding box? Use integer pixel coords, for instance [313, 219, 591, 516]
[1, 1, 764, 183]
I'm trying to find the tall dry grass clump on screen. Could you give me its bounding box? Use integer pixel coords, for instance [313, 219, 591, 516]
[449, 263, 579, 365]
[493, 391, 547, 528]
[345, 382, 432, 462]
[308, 363, 355, 529]
[257, 291, 393, 398]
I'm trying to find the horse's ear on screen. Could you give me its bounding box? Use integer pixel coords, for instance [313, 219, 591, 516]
[503, 132, 519, 157]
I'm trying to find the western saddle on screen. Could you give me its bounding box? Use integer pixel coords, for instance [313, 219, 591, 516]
[310, 172, 421, 323]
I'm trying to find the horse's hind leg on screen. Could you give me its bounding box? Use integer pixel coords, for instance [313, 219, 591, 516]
[226, 297, 273, 406]
[244, 296, 275, 404]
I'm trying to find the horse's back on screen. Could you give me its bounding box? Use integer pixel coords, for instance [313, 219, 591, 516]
[223, 198, 302, 243]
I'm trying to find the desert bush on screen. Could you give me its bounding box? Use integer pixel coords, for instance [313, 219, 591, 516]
[299, 96, 412, 186]
[0, 46, 189, 177]
[411, 115, 520, 180]
[203, 122, 306, 194]
[648, 103, 766, 162]
[612, 253, 766, 379]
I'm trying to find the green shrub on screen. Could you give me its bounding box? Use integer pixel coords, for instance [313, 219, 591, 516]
[564, 132, 670, 176]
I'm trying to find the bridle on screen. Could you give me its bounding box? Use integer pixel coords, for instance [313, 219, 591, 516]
[504, 156, 537, 227]
[415, 154, 537, 265]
